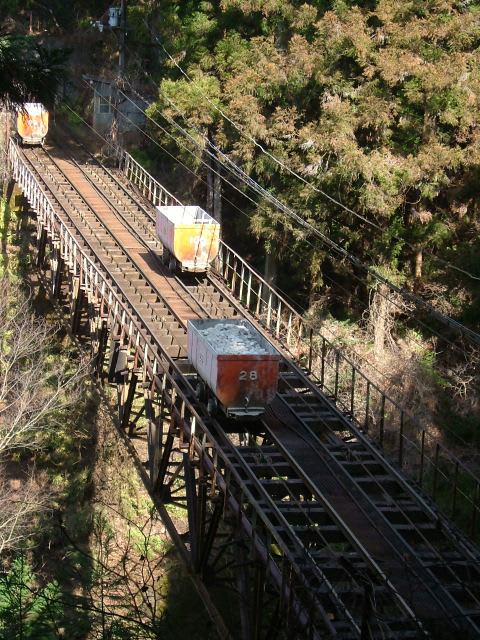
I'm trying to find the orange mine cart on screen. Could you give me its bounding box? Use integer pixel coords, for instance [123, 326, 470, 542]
[16, 103, 49, 145]
[156, 205, 220, 272]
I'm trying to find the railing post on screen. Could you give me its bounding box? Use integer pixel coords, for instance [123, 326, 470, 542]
[246, 272, 252, 309]
[419, 430, 425, 487]
[266, 291, 273, 329]
[334, 351, 340, 401]
[364, 380, 370, 433]
[239, 263, 245, 301]
[432, 443, 440, 499]
[379, 395, 385, 448]
[286, 313, 292, 347]
[320, 338, 326, 388]
[256, 282, 262, 316]
[276, 300, 282, 338]
[307, 328, 314, 374]
[350, 367, 355, 417]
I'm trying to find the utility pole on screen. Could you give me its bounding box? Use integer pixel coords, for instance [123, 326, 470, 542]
[93, 2, 127, 158]
[112, 0, 127, 159]
[118, 0, 127, 78]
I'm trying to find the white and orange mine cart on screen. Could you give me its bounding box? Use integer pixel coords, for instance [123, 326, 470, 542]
[156, 205, 220, 272]
[16, 103, 49, 145]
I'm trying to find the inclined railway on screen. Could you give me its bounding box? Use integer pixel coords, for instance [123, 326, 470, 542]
[8, 126, 480, 639]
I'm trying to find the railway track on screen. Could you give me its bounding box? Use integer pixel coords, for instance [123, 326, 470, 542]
[15, 130, 480, 638]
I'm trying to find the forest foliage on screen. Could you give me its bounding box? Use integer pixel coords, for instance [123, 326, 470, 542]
[0, 3, 480, 636]
[138, 0, 480, 323]
[3, 0, 479, 440]
[3, 0, 480, 320]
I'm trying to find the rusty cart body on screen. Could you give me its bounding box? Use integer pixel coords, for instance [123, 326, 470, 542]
[156, 205, 220, 272]
[17, 103, 49, 146]
[187, 318, 280, 418]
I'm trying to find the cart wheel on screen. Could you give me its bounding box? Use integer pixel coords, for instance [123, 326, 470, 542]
[195, 380, 206, 402]
[168, 257, 176, 272]
[162, 248, 170, 265]
[207, 396, 218, 417]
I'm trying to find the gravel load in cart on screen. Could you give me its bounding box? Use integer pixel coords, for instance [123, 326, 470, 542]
[156, 205, 220, 272]
[187, 318, 281, 417]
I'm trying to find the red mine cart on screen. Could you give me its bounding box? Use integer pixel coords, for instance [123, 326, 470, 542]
[156, 205, 220, 272]
[187, 319, 280, 418]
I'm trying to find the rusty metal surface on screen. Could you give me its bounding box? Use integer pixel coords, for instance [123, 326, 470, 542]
[16, 104, 48, 145]
[156, 205, 220, 271]
[187, 318, 281, 416]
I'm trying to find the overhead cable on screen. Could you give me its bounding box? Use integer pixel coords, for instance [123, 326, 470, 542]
[154, 38, 480, 283]
[115, 82, 480, 348]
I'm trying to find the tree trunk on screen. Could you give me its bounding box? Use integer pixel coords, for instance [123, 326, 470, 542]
[414, 247, 423, 282]
[264, 248, 277, 286]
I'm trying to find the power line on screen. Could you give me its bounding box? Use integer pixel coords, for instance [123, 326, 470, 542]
[115, 79, 480, 349]
[154, 38, 480, 284]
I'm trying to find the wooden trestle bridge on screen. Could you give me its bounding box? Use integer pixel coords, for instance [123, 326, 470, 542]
[7, 125, 480, 639]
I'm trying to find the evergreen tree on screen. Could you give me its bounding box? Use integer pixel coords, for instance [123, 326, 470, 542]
[0, 555, 63, 640]
[142, 0, 480, 314]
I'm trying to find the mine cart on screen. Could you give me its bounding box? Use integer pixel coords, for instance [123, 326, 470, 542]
[187, 318, 280, 417]
[156, 205, 220, 272]
[17, 103, 49, 146]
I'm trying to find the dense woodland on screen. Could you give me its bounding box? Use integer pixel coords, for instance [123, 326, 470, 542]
[0, 0, 480, 638]
[125, 0, 480, 444]
[3, 1, 480, 309]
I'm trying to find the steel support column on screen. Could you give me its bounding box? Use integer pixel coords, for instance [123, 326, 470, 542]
[51, 244, 63, 297]
[70, 276, 84, 334]
[36, 225, 47, 267]
[94, 319, 109, 379]
[120, 369, 139, 431]
[184, 452, 199, 568]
